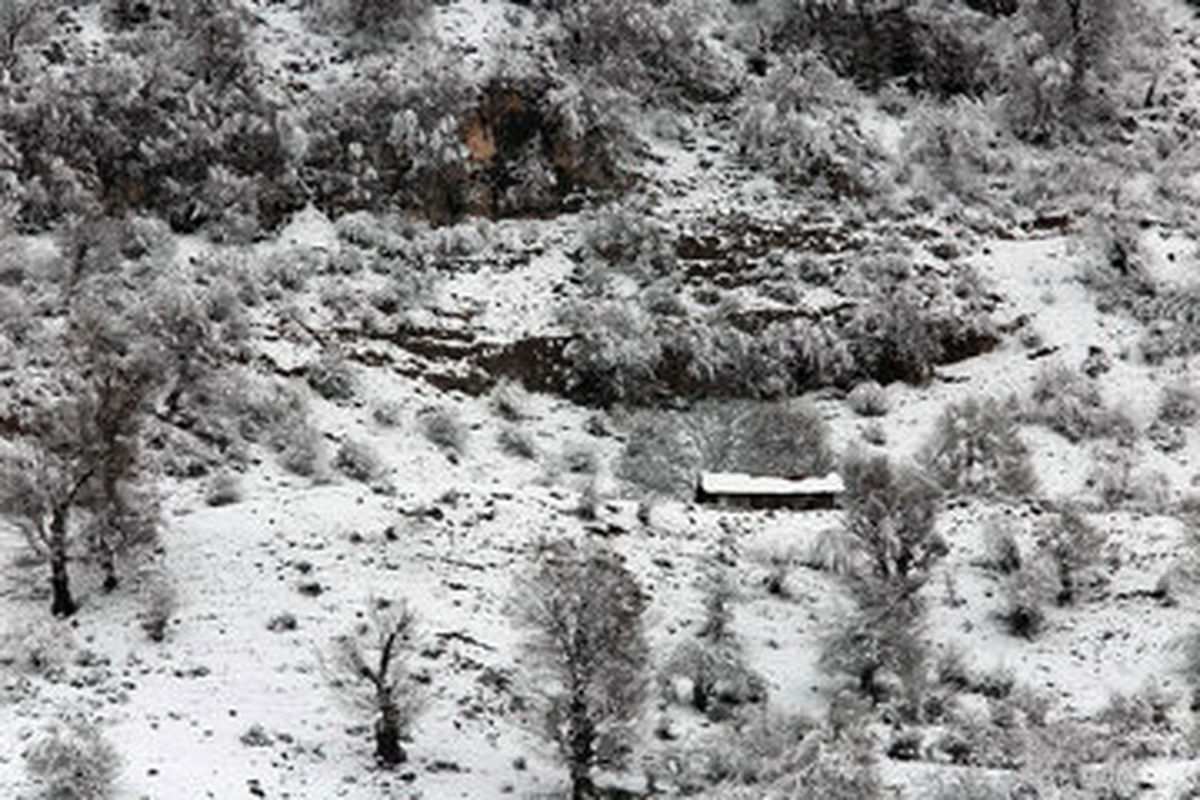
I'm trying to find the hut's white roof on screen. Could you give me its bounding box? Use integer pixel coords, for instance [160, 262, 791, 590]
[698, 471, 845, 496]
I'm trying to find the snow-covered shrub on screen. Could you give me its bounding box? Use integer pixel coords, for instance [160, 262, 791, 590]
[660, 639, 766, 721]
[997, 0, 1162, 143]
[841, 450, 945, 586]
[24, 711, 120, 800]
[846, 381, 888, 417]
[901, 98, 1011, 205]
[1035, 505, 1106, 605]
[0, 0, 53, 74]
[334, 438, 384, 483]
[921, 395, 1037, 498]
[1158, 382, 1200, 427]
[372, 399, 405, 428]
[980, 514, 1022, 575]
[1086, 444, 1135, 509]
[820, 599, 926, 704]
[419, 406, 467, 459]
[552, 0, 727, 104]
[489, 378, 531, 422]
[497, 425, 537, 460]
[562, 300, 662, 407]
[998, 567, 1045, 640]
[736, 51, 884, 199]
[204, 471, 243, 507]
[276, 422, 327, 478]
[138, 571, 178, 643]
[307, 351, 358, 402]
[1024, 363, 1134, 443]
[316, 0, 432, 39]
[0, 620, 78, 680]
[579, 202, 675, 281]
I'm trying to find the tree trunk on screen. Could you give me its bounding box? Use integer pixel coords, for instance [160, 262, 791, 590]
[375, 702, 406, 766]
[49, 508, 77, 618]
[569, 695, 595, 800]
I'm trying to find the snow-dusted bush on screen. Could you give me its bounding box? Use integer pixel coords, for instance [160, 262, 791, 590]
[562, 300, 662, 407]
[820, 598, 926, 704]
[552, 0, 726, 103]
[841, 450, 944, 587]
[1035, 505, 1106, 606]
[999, 567, 1046, 639]
[24, 710, 121, 800]
[307, 351, 358, 402]
[997, 0, 1162, 143]
[980, 515, 1022, 575]
[204, 472, 243, 507]
[660, 639, 766, 721]
[736, 51, 884, 199]
[276, 422, 327, 478]
[1157, 382, 1200, 427]
[419, 406, 467, 459]
[579, 202, 675, 281]
[921, 395, 1037, 498]
[334, 438, 384, 483]
[497, 425, 537, 460]
[489, 378, 531, 422]
[1024, 363, 1134, 443]
[901, 98, 1011, 205]
[316, 0, 432, 39]
[846, 381, 888, 417]
[138, 570, 178, 643]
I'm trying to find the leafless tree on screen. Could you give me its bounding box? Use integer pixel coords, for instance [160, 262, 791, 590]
[513, 539, 648, 800]
[324, 598, 423, 767]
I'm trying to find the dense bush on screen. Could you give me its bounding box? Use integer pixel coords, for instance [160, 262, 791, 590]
[316, 0, 433, 39]
[1034, 506, 1106, 605]
[921, 395, 1037, 498]
[841, 450, 944, 587]
[2, 8, 296, 234]
[660, 639, 766, 721]
[846, 381, 888, 417]
[24, 711, 121, 800]
[334, 438, 384, 483]
[1023, 363, 1134, 443]
[736, 51, 884, 199]
[999, 566, 1046, 639]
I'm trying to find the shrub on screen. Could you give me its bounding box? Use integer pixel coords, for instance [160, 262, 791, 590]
[318, 0, 432, 39]
[139, 571, 178, 643]
[497, 425, 537, 460]
[276, 422, 326, 478]
[846, 381, 888, 417]
[1024, 363, 1134, 443]
[979, 515, 1022, 575]
[999, 567, 1046, 639]
[266, 612, 298, 633]
[419, 407, 466, 459]
[24, 711, 121, 800]
[921, 395, 1037, 498]
[736, 51, 883, 199]
[841, 450, 944, 587]
[660, 639, 767, 721]
[489, 378, 531, 422]
[204, 471, 243, 506]
[1035, 505, 1106, 605]
[821, 599, 926, 705]
[1086, 443, 1135, 508]
[579, 202, 675, 281]
[307, 351, 358, 402]
[372, 399, 405, 427]
[1150, 382, 1199, 452]
[334, 438, 384, 483]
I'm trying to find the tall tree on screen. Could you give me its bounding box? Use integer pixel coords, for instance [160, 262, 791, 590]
[513, 540, 648, 800]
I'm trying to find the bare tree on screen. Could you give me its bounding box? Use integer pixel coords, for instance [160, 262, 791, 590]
[513, 539, 648, 800]
[324, 598, 422, 767]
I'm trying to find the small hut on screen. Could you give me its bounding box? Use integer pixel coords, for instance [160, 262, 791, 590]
[694, 471, 845, 511]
